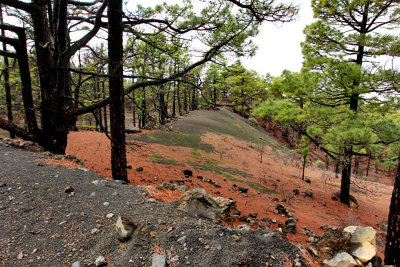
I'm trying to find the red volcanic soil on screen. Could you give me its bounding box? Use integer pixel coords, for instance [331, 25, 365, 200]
[63, 127, 393, 258]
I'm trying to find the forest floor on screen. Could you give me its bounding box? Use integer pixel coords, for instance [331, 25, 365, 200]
[65, 108, 393, 258]
[0, 108, 393, 265]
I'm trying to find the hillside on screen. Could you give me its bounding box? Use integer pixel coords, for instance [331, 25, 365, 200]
[65, 108, 393, 258]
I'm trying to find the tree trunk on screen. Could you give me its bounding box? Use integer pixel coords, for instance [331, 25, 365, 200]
[302, 155, 306, 180]
[102, 82, 108, 133]
[385, 159, 400, 265]
[108, 0, 128, 182]
[32, 0, 68, 154]
[340, 148, 352, 206]
[0, 6, 14, 139]
[366, 156, 371, 177]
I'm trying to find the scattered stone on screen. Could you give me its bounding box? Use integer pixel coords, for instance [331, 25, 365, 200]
[249, 212, 258, 218]
[106, 213, 114, 219]
[213, 196, 237, 217]
[237, 224, 251, 231]
[321, 224, 332, 231]
[136, 167, 143, 172]
[95, 255, 107, 266]
[72, 261, 81, 267]
[323, 252, 357, 267]
[303, 189, 313, 198]
[17, 252, 23, 260]
[293, 189, 300, 195]
[147, 198, 156, 203]
[305, 177, 311, 184]
[103, 202, 110, 207]
[238, 187, 248, 194]
[64, 186, 74, 194]
[115, 215, 136, 241]
[151, 253, 167, 267]
[182, 169, 193, 177]
[285, 217, 297, 234]
[231, 235, 241, 242]
[177, 236, 187, 245]
[91, 228, 99, 234]
[90, 192, 96, 197]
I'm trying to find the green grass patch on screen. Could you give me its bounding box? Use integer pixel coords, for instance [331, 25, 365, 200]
[191, 149, 202, 160]
[149, 153, 185, 167]
[326, 182, 340, 188]
[136, 131, 214, 152]
[186, 161, 278, 195]
[187, 161, 250, 178]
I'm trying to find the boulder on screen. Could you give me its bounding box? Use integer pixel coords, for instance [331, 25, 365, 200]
[352, 241, 376, 263]
[213, 196, 236, 217]
[115, 215, 136, 241]
[178, 188, 221, 220]
[323, 252, 357, 267]
[351, 226, 376, 244]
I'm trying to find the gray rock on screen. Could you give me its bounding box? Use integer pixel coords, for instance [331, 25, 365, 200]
[151, 253, 167, 267]
[17, 252, 23, 260]
[178, 188, 221, 220]
[177, 236, 187, 245]
[72, 261, 81, 267]
[147, 198, 156, 203]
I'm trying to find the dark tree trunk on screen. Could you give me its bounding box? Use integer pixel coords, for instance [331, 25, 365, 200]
[0, 7, 14, 139]
[340, 148, 352, 206]
[172, 84, 176, 117]
[385, 159, 400, 265]
[32, 0, 68, 154]
[366, 155, 371, 177]
[159, 92, 168, 124]
[302, 155, 306, 180]
[191, 86, 197, 110]
[353, 156, 360, 174]
[141, 87, 146, 128]
[108, 0, 128, 182]
[102, 82, 108, 133]
[131, 93, 136, 127]
[183, 88, 188, 113]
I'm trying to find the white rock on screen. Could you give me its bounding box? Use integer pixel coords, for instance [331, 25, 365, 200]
[343, 226, 358, 234]
[323, 252, 357, 267]
[236, 224, 251, 231]
[352, 241, 376, 263]
[351, 226, 376, 244]
[103, 202, 110, 207]
[71, 261, 81, 267]
[17, 252, 23, 260]
[106, 213, 114, 219]
[95, 255, 106, 266]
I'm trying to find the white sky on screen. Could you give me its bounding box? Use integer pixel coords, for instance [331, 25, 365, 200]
[126, 0, 315, 77]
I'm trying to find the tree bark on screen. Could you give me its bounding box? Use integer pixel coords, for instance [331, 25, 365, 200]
[108, 0, 128, 182]
[0, 6, 14, 139]
[340, 148, 352, 206]
[385, 159, 400, 265]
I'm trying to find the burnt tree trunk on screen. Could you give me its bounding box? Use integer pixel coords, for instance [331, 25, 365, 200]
[0, 7, 14, 139]
[108, 0, 128, 182]
[385, 159, 400, 265]
[340, 147, 352, 206]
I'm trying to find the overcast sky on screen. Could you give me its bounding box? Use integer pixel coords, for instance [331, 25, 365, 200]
[126, 0, 315, 77]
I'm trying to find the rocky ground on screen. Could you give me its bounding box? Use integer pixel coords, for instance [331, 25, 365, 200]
[0, 140, 309, 267]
